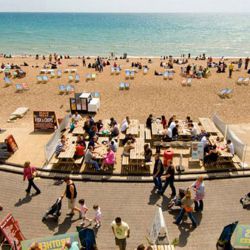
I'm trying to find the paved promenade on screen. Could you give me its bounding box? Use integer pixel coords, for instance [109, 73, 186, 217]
[0, 171, 249, 249]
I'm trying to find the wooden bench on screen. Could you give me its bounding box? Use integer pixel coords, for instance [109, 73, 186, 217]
[122, 156, 129, 166]
[139, 124, 145, 139]
[74, 156, 84, 166]
[232, 155, 241, 164]
[145, 128, 152, 141]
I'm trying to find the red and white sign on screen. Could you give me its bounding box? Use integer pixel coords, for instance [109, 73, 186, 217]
[0, 213, 25, 250]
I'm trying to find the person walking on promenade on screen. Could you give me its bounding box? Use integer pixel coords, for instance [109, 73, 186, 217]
[61, 177, 78, 216]
[245, 57, 249, 70]
[229, 62, 234, 78]
[111, 217, 130, 250]
[153, 153, 164, 191]
[174, 189, 197, 228]
[23, 161, 41, 195]
[191, 176, 205, 212]
[158, 160, 176, 197]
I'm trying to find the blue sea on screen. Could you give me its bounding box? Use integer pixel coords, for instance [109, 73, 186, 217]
[0, 13, 250, 57]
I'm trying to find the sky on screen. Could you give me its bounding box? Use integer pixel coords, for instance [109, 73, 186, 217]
[0, 0, 250, 13]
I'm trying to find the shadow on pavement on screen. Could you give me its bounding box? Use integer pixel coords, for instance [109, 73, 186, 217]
[161, 195, 171, 211]
[15, 193, 35, 207]
[54, 216, 79, 235]
[148, 188, 161, 205]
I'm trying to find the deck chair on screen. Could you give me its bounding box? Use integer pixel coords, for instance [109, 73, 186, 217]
[91, 73, 96, 80]
[243, 77, 249, 86]
[64, 69, 70, 73]
[36, 76, 42, 83]
[50, 71, 55, 78]
[22, 83, 29, 90]
[125, 70, 130, 80]
[130, 71, 135, 79]
[15, 84, 24, 92]
[85, 73, 91, 81]
[66, 84, 75, 94]
[119, 82, 125, 90]
[125, 82, 130, 90]
[4, 77, 12, 87]
[218, 88, 229, 98]
[143, 68, 148, 75]
[42, 75, 48, 83]
[40, 69, 47, 74]
[163, 71, 169, 80]
[116, 67, 121, 75]
[70, 69, 77, 73]
[57, 70, 62, 78]
[68, 75, 74, 82]
[75, 74, 80, 83]
[187, 78, 192, 86]
[58, 85, 66, 94]
[168, 72, 174, 80]
[225, 88, 233, 98]
[111, 67, 115, 75]
[236, 77, 244, 85]
[181, 78, 187, 86]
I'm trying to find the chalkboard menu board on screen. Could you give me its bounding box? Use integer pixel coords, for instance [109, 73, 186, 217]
[33, 111, 57, 131]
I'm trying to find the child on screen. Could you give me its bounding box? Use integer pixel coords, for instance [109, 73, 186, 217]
[78, 199, 91, 226]
[93, 204, 102, 228]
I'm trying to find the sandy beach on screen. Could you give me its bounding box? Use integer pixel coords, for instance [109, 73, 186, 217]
[0, 56, 249, 165]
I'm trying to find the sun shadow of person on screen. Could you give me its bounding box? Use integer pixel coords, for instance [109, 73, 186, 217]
[148, 188, 161, 205]
[15, 193, 35, 207]
[161, 195, 171, 211]
[54, 216, 79, 235]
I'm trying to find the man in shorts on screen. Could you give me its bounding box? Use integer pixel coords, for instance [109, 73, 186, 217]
[111, 217, 130, 250]
[61, 177, 78, 216]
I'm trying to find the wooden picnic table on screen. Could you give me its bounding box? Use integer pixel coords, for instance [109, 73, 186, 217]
[209, 136, 233, 159]
[130, 138, 145, 161]
[126, 119, 139, 136]
[72, 120, 85, 135]
[93, 137, 109, 160]
[199, 117, 219, 135]
[151, 122, 164, 136]
[178, 120, 201, 140]
[58, 136, 77, 163]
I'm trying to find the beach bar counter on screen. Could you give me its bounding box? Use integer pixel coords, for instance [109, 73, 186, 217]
[70, 92, 100, 114]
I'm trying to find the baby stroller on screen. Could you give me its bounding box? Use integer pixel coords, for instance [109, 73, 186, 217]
[240, 192, 250, 209]
[168, 188, 186, 209]
[77, 227, 97, 250]
[42, 197, 62, 222]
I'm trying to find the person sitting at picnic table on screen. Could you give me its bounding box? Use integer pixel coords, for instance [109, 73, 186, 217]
[167, 115, 176, 127]
[69, 119, 76, 133]
[71, 111, 82, 123]
[144, 144, 152, 163]
[172, 124, 179, 140]
[226, 140, 235, 155]
[161, 115, 167, 129]
[122, 133, 136, 146]
[85, 146, 100, 171]
[121, 116, 130, 134]
[74, 142, 85, 159]
[109, 117, 117, 127]
[146, 114, 153, 131]
[55, 138, 66, 157]
[110, 123, 119, 138]
[101, 147, 116, 171]
[122, 140, 135, 156]
[96, 119, 104, 132]
[190, 123, 198, 140]
[204, 145, 219, 165]
[88, 136, 101, 149]
[83, 119, 91, 137]
[76, 135, 86, 148]
[186, 116, 192, 124]
[109, 139, 118, 152]
[88, 125, 97, 140]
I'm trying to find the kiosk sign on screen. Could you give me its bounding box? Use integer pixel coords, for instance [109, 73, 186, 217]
[33, 111, 57, 131]
[0, 213, 25, 250]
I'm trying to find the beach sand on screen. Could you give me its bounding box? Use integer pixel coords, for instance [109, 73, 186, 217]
[0, 56, 249, 166]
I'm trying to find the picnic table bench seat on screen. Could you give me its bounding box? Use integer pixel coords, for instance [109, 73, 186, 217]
[122, 156, 129, 166]
[145, 128, 152, 140]
[139, 124, 145, 139]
